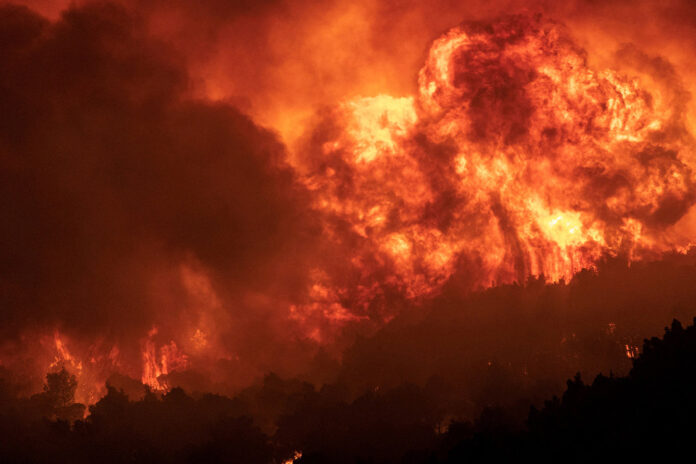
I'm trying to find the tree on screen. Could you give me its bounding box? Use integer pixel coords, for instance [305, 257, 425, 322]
[43, 368, 78, 409]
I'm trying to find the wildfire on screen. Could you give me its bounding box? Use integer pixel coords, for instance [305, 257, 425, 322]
[283, 451, 303, 464]
[625, 344, 640, 359]
[295, 14, 696, 325]
[10, 12, 696, 400]
[50, 332, 83, 374]
[41, 332, 120, 404]
[141, 327, 189, 391]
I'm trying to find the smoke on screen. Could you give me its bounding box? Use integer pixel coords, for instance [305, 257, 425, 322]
[0, 2, 322, 396]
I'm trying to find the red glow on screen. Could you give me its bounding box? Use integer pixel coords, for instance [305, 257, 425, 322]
[1, 1, 696, 406]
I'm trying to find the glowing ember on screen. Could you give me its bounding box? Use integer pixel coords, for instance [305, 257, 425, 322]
[283, 450, 303, 464]
[625, 344, 640, 359]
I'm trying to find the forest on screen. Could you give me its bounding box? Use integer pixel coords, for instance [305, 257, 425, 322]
[2, 266, 695, 463]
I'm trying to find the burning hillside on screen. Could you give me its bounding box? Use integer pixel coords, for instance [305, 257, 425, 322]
[292, 14, 696, 334]
[1, 0, 696, 434]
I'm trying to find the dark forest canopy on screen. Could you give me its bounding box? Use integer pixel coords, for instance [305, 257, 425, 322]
[3, 280, 696, 462]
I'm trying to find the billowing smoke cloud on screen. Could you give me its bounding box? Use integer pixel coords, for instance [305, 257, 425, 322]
[0, 2, 322, 398]
[15, 1, 696, 147]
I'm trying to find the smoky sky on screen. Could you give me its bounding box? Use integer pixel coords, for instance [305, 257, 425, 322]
[0, 2, 321, 378]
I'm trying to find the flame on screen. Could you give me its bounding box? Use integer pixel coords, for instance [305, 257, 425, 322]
[283, 451, 303, 464]
[625, 344, 640, 359]
[141, 327, 189, 391]
[40, 332, 120, 404]
[291, 14, 696, 334]
[50, 332, 83, 374]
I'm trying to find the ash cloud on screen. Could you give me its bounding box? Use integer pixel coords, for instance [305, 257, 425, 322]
[0, 2, 321, 388]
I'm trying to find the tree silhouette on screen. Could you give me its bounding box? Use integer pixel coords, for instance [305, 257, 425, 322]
[43, 368, 78, 409]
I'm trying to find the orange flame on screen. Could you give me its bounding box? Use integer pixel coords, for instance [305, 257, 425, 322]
[141, 327, 189, 391]
[40, 331, 120, 404]
[291, 15, 696, 334]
